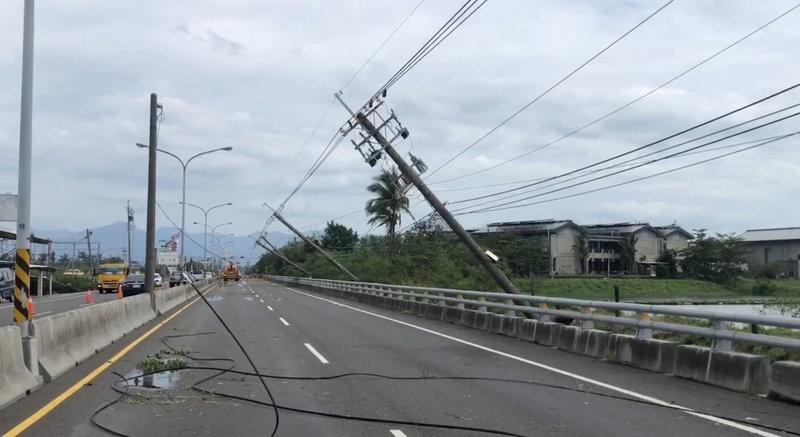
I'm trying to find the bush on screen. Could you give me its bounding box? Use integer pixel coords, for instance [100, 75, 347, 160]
[751, 280, 778, 296]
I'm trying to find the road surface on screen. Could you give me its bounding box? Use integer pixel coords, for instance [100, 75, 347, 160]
[1, 279, 797, 436]
[1, 291, 118, 327]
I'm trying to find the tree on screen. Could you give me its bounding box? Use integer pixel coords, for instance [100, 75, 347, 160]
[58, 253, 69, 263]
[679, 229, 746, 283]
[321, 221, 359, 251]
[105, 256, 124, 264]
[365, 168, 410, 255]
[618, 234, 638, 274]
[656, 249, 678, 277]
[572, 234, 589, 274]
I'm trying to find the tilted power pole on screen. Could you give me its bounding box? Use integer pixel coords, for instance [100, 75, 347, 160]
[267, 205, 358, 281]
[335, 92, 529, 307]
[256, 236, 311, 277]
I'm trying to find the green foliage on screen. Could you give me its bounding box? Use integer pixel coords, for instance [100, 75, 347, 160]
[52, 273, 93, 293]
[321, 221, 359, 251]
[572, 235, 589, 274]
[751, 280, 778, 296]
[365, 169, 410, 255]
[679, 229, 746, 284]
[747, 261, 785, 279]
[656, 249, 679, 277]
[620, 235, 638, 274]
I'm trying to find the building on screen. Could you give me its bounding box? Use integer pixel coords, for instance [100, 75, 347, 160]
[470, 219, 693, 275]
[740, 227, 800, 278]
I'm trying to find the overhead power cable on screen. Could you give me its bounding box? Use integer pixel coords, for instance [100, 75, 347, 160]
[424, 0, 675, 180]
[447, 86, 800, 206]
[430, 2, 800, 185]
[449, 109, 800, 213]
[456, 131, 799, 215]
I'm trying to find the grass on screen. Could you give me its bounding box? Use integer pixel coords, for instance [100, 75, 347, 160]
[139, 351, 188, 373]
[511, 276, 800, 302]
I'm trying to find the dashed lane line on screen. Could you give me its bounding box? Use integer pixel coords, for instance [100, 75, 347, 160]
[279, 317, 290, 326]
[303, 343, 329, 364]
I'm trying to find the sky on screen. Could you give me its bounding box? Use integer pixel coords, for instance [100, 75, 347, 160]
[0, 0, 798, 246]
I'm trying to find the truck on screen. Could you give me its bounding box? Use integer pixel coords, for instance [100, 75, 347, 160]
[222, 262, 240, 282]
[95, 263, 129, 293]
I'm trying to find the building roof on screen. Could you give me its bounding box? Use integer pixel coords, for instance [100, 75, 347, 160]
[485, 219, 582, 234]
[740, 227, 800, 242]
[583, 222, 658, 236]
[654, 225, 694, 239]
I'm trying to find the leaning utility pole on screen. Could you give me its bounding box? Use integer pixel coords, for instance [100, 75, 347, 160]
[86, 229, 93, 269]
[267, 205, 358, 281]
[336, 91, 526, 301]
[144, 93, 158, 313]
[256, 236, 311, 277]
[126, 200, 133, 267]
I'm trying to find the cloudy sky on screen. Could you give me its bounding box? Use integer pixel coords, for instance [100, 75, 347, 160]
[0, 0, 798, 246]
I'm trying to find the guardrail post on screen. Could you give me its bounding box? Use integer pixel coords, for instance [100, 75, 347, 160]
[504, 298, 516, 317]
[422, 291, 430, 304]
[537, 303, 550, 322]
[478, 295, 487, 313]
[635, 312, 652, 339]
[456, 294, 465, 310]
[438, 292, 446, 306]
[580, 307, 594, 329]
[711, 319, 732, 352]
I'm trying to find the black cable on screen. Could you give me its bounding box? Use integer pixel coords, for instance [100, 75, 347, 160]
[430, 2, 800, 185]
[425, 0, 675, 180]
[89, 372, 134, 437]
[449, 110, 800, 213]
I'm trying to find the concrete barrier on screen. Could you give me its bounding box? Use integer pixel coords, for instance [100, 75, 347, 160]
[37, 294, 155, 382]
[675, 345, 770, 394]
[533, 322, 560, 346]
[0, 326, 41, 409]
[606, 334, 676, 374]
[488, 314, 503, 334]
[443, 307, 463, 324]
[156, 284, 193, 314]
[502, 317, 523, 338]
[576, 329, 610, 358]
[557, 326, 581, 352]
[518, 319, 536, 341]
[769, 361, 800, 403]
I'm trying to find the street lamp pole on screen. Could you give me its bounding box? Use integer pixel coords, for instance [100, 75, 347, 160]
[136, 144, 232, 266]
[194, 221, 231, 271]
[183, 202, 231, 267]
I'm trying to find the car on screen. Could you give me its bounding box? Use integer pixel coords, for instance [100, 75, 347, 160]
[121, 274, 147, 296]
[191, 271, 204, 281]
[169, 271, 186, 287]
[154, 273, 163, 287]
[63, 268, 84, 276]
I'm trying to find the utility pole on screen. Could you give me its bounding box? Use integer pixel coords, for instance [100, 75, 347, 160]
[267, 206, 358, 281]
[13, 1, 35, 365]
[126, 199, 133, 267]
[256, 236, 311, 277]
[144, 93, 158, 313]
[86, 229, 93, 269]
[336, 92, 527, 302]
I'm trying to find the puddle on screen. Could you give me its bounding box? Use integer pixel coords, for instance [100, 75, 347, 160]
[124, 367, 182, 389]
[243, 296, 253, 302]
[207, 295, 223, 302]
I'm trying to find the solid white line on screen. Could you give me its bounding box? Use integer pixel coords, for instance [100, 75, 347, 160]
[303, 343, 329, 364]
[259, 299, 264, 303]
[278, 285, 778, 437]
[33, 311, 53, 317]
[279, 317, 290, 326]
[267, 305, 273, 311]
[389, 431, 407, 437]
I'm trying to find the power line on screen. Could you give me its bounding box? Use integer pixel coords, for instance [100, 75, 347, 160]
[425, 0, 675, 180]
[449, 109, 800, 213]
[457, 132, 799, 215]
[447, 88, 800, 206]
[430, 2, 800, 185]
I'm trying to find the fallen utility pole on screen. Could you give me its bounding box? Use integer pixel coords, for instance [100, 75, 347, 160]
[336, 92, 530, 311]
[256, 236, 311, 277]
[266, 205, 359, 281]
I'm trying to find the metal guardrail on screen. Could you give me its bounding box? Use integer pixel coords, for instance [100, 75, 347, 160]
[269, 276, 800, 351]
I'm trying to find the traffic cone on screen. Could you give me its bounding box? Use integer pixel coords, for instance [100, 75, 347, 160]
[85, 290, 93, 304]
[27, 296, 34, 316]
[117, 283, 123, 299]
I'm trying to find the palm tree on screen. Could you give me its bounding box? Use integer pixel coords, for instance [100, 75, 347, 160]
[365, 169, 410, 255]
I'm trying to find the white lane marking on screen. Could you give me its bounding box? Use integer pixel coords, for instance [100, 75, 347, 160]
[33, 311, 53, 317]
[278, 285, 778, 437]
[267, 305, 273, 311]
[304, 343, 329, 364]
[389, 431, 407, 437]
[279, 317, 290, 326]
[259, 299, 264, 303]
[0, 293, 93, 309]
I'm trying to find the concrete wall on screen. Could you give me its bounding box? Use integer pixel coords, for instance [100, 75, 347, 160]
[746, 241, 800, 278]
[664, 232, 690, 252]
[0, 326, 41, 409]
[551, 227, 581, 275]
[634, 228, 662, 262]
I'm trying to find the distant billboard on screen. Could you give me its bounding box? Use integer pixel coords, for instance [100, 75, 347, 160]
[0, 194, 17, 222]
[158, 251, 179, 266]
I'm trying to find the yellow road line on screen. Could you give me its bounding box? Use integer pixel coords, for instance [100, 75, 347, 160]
[3, 285, 217, 437]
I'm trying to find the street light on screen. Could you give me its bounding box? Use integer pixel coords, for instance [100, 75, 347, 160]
[195, 221, 232, 271]
[182, 201, 231, 267]
[136, 143, 232, 263]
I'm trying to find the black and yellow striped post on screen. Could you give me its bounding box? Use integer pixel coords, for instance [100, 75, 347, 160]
[12, 248, 31, 324]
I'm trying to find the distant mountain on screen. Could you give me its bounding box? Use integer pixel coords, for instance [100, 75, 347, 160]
[33, 222, 294, 264]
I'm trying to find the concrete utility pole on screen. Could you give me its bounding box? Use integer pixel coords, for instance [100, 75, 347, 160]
[267, 206, 358, 281]
[256, 236, 311, 277]
[86, 229, 93, 269]
[13, 0, 36, 373]
[126, 199, 133, 267]
[336, 93, 525, 301]
[144, 93, 158, 313]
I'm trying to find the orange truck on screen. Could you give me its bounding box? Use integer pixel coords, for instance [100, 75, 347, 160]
[222, 262, 241, 282]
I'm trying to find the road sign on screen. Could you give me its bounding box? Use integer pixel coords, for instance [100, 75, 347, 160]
[158, 251, 179, 266]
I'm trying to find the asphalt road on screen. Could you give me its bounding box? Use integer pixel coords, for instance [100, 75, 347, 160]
[1, 279, 798, 436]
[0, 291, 119, 326]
